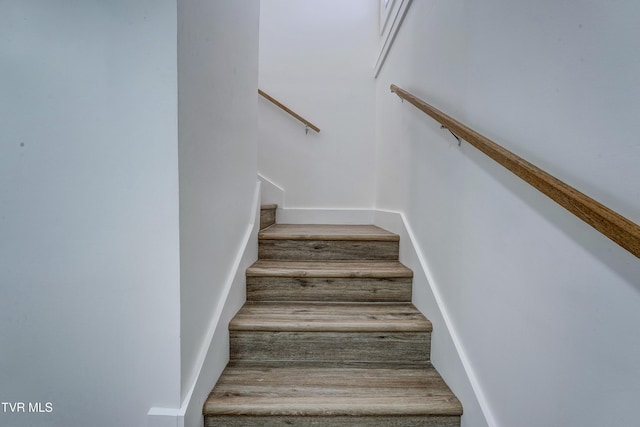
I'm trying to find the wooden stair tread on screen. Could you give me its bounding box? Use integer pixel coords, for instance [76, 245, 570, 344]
[205, 363, 462, 417]
[247, 260, 413, 278]
[229, 302, 431, 332]
[259, 224, 399, 241]
[261, 204, 278, 210]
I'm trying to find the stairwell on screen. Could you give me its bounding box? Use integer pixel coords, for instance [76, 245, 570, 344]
[203, 205, 462, 426]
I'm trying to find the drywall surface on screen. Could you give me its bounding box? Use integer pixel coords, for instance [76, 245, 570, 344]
[0, 1, 181, 426]
[259, 0, 377, 209]
[374, 210, 489, 427]
[375, 1, 640, 427]
[180, 183, 260, 427]
[178, 0, 260, 402]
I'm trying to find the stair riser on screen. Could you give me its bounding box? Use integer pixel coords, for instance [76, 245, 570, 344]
[230, 332, 430, 363]
[246, 277, 412, 302]
[260, 208, 276, 230]
[205, 415, 461, 427]
[259, 240, 399, 261]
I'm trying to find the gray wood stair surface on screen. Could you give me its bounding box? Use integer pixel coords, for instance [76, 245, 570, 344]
[260, 204, 277, 230]
[204, 362, 462, 426]
[258, 224, 400, 241]
[204, 222, 462, 426]
[246, 260, 413, 302]
[258, 224, 400, 261]
[247, 260, 413, 278]
[230, 302, 430, 332]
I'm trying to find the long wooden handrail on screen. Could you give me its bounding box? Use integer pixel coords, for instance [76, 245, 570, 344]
[258, 89, 320, 133]
[390, 84, 640, 259]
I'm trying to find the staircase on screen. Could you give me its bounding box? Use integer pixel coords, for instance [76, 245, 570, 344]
[203, 205, 462, 426]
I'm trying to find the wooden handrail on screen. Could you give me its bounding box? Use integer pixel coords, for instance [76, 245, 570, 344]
[258, 89, 320, 133]
[390, 84, 640, 259]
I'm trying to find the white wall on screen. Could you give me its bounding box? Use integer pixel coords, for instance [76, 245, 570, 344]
[0, 1, 181, 426]
[259, 0, 378, 209]
[178, 0, 260, 405]
[180, 183, 260, 427]
[375, 1, 640, 427]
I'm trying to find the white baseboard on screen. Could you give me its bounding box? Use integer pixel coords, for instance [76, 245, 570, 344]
[374, 209, 495, 427]
[256, 173, 374, 225]
[256, 172, 374, 225]
[147, 407, 181, 427]
[257, 172, 284, 207]
[149, 181, 262, 427]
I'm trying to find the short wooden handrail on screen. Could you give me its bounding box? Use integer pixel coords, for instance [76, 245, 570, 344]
[258, 89, 320, 133]
[390, 83, 640, 258]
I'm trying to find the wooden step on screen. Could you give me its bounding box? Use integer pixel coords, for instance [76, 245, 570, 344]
[260, 204, 277, 230]
[246, 260, 413, 302]
[205, 221, 462, 425]
[258, 224, 400, 261]
[229, 303, 431, 363]
[230, 302, 429, 331]
[204, 362, 462, 426]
